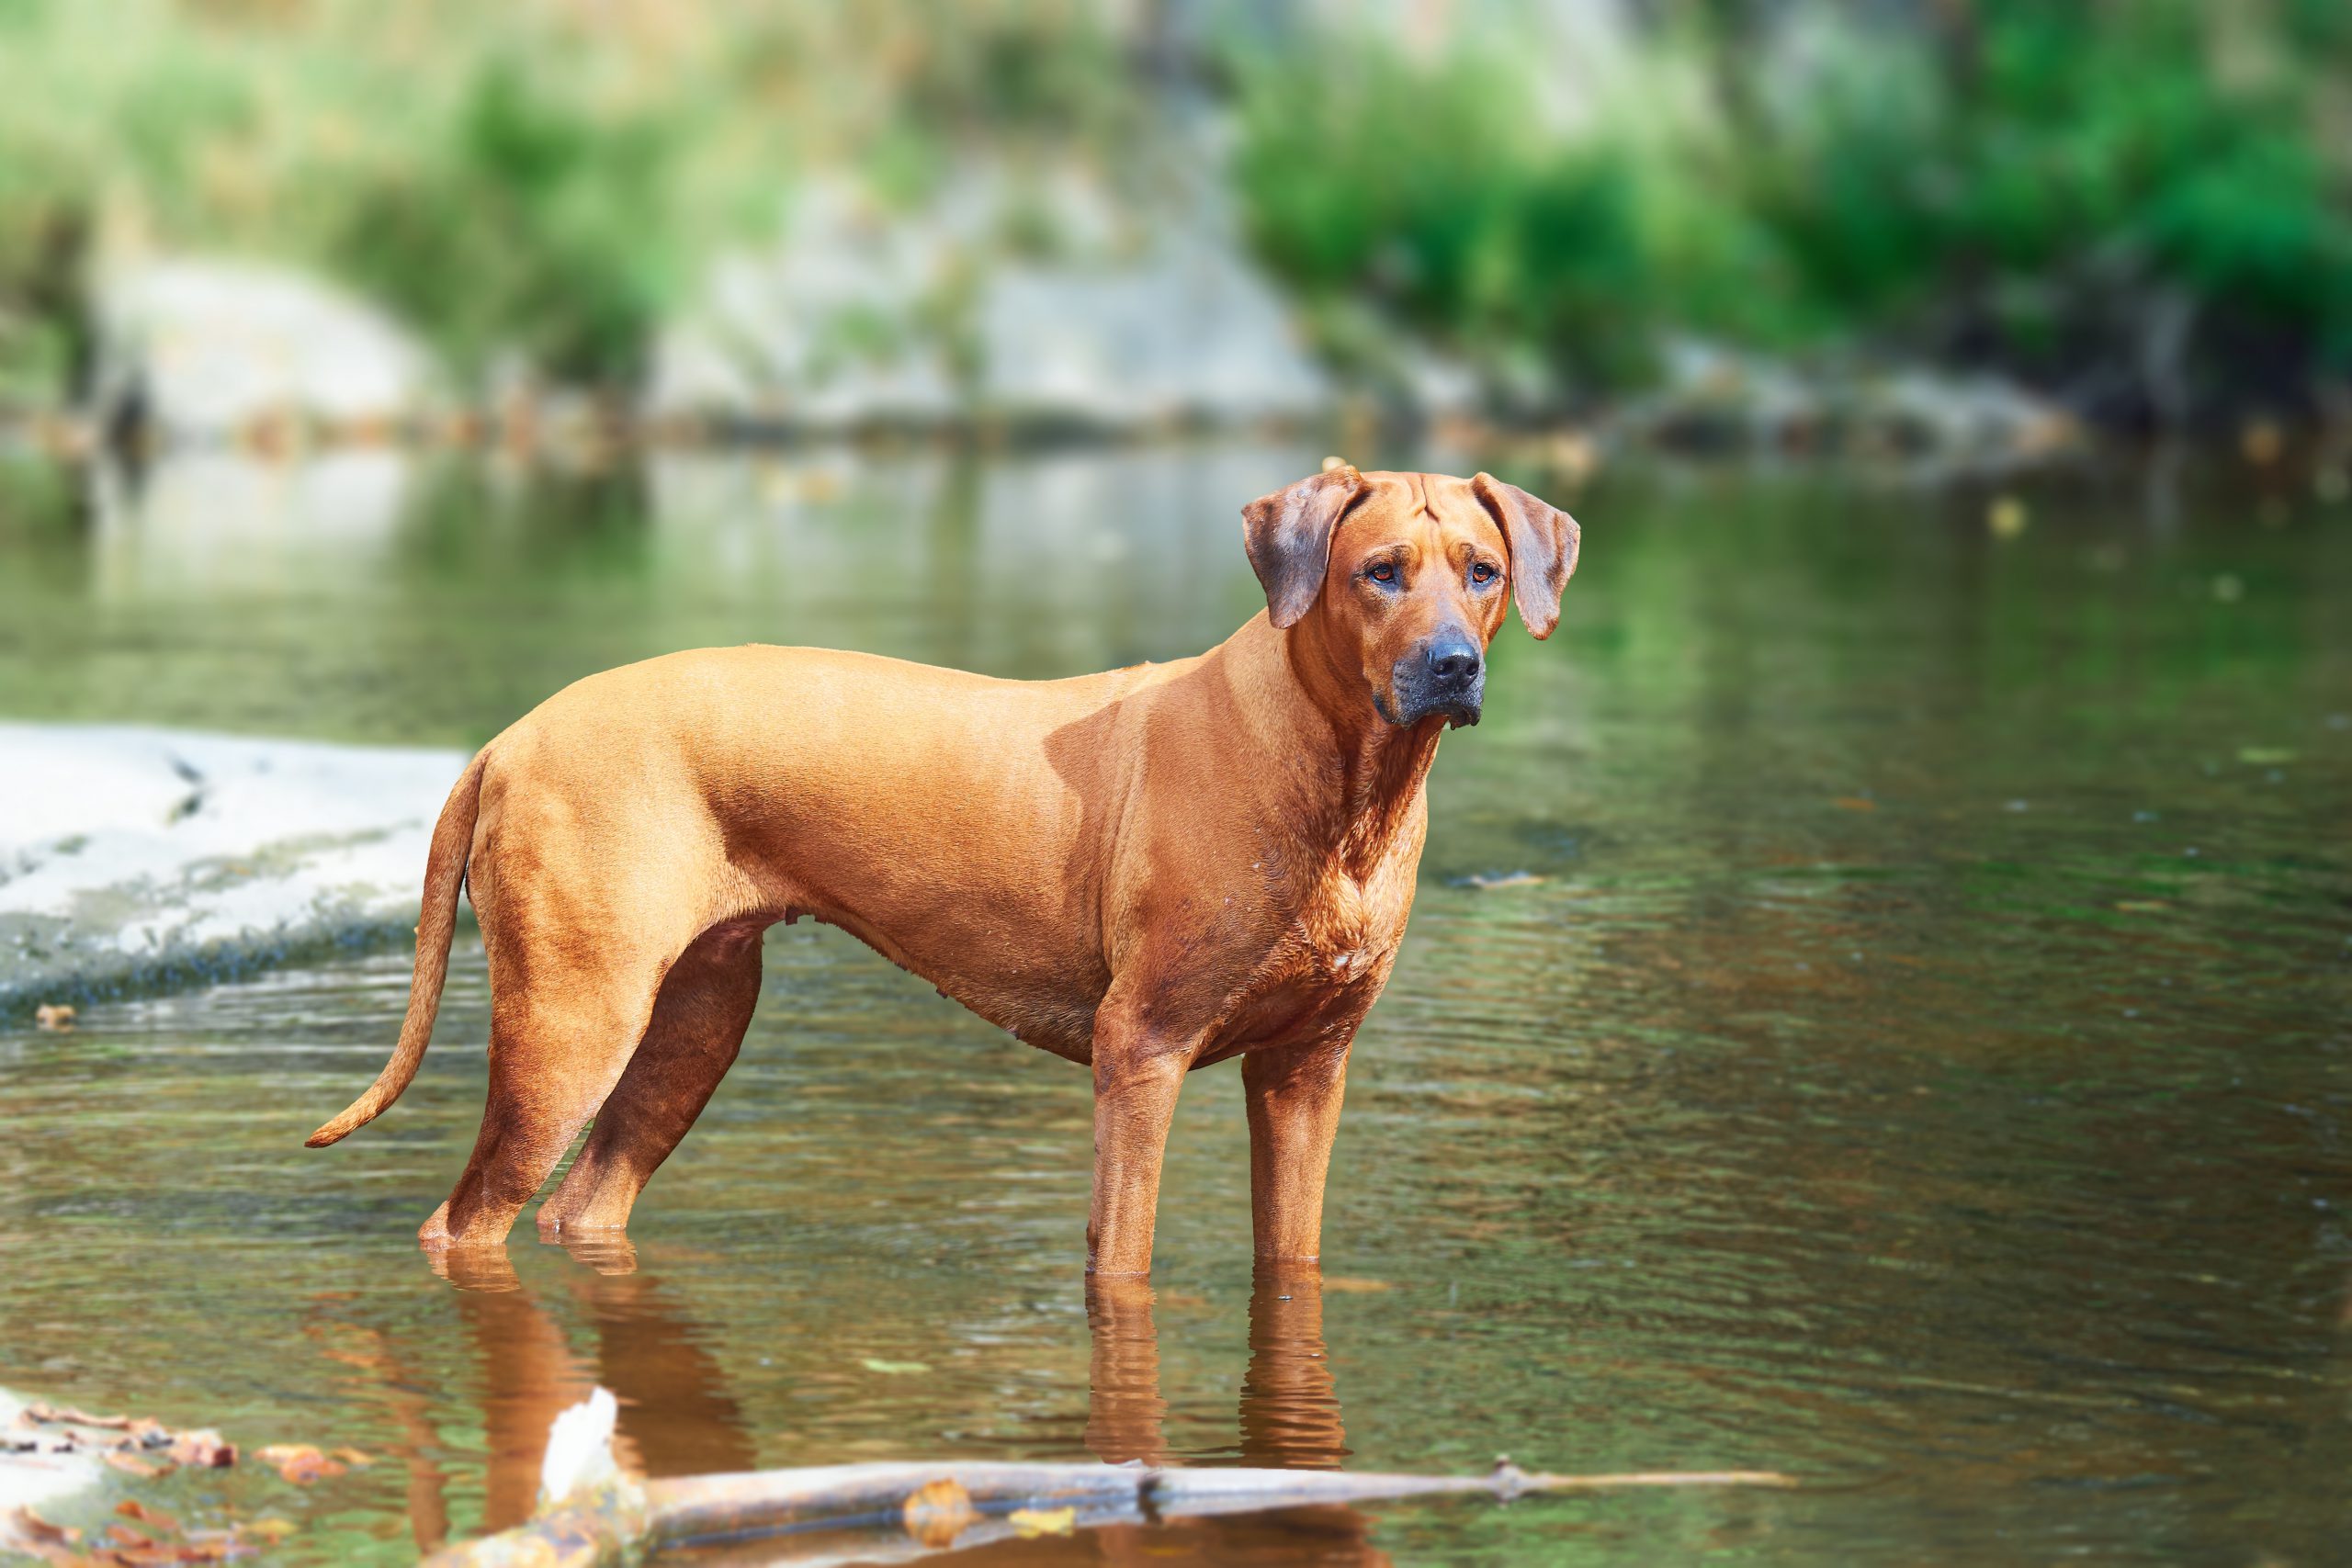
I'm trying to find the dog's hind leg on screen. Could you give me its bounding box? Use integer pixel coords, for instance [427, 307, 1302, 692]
[423, 956, 671, 1251]
[536, 921, 765, 1238]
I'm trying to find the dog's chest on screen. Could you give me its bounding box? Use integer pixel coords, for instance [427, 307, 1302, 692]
[1289, 867, 1398, 984]
[1219, 861, 1412, 1049]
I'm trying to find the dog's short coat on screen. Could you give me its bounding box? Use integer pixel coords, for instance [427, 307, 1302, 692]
[310, 468, 1579, 1274]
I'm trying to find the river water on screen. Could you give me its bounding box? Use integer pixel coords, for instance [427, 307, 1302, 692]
[2, 444, 2348, 1562]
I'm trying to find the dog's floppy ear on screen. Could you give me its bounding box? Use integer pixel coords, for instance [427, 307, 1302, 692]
[1242, 466, 1367, 628]
[1473, 471, 1581, 640]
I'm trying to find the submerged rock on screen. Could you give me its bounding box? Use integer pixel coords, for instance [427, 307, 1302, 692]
[0, 724, 465, 1011]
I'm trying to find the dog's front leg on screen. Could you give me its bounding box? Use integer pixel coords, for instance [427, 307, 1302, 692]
[1086, 1009, 1195, 1277]
[1243, 1035, 1354, 1263]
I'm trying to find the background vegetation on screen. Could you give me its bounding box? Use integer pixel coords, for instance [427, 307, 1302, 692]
[1231, 0, 2352, 423]
[0, 0, 1133, 393]
[1, 0, 2346, 424]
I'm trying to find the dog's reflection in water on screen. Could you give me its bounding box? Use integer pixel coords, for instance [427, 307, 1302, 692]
[387, 1248, 1385, 1562]
[432, 1235, 758, 1532]
[1086, 1268, 1350, 1472]
[1070, 1268, 1383, 1567]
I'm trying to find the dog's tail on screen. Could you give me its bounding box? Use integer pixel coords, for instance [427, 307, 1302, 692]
[307, 749, 489, 1148]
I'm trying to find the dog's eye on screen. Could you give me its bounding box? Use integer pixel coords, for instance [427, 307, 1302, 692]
[1469, 561, 1498, 585]
[1368, 562, 1396, 584]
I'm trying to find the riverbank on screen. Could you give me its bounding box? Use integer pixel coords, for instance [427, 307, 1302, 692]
[0, 724, 464, 1015]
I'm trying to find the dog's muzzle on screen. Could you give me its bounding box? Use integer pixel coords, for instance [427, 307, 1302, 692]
[1389, 631, 1484, 728]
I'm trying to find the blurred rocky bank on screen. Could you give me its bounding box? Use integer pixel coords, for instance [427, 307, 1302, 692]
[8, 178, 2081, 472]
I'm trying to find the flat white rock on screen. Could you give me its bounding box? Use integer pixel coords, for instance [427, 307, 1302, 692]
[0, 723, 468, 1009]
[0, 1389, 103, 1513]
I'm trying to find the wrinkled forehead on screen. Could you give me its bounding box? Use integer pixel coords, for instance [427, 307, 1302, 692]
[1335, 471, 1505, 556]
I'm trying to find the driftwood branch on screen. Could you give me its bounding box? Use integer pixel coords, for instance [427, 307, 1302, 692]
[423, 1389, 1792, 1566]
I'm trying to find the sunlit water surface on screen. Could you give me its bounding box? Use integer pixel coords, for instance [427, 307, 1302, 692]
[2, 445, 2349, 1563]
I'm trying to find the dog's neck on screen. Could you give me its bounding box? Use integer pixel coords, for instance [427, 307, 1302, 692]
[1223, 614, 1445, 879]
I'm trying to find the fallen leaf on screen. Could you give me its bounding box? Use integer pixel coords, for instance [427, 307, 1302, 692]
[1987, 496, 2028, 538]
[6, 1506, 79, 1546]
[166, 1430, 235, 1468]
[110, 1548, 191, 1567]
[256, 1443, 344, 1484]
[329, 1447, 374, 1468]
[1460, 871, 1544, 890]
[1832, 796, 1877, 813]
[116, 1501, 180, 1535]
[860, 1359, 932, 1376]
[1320, 1277, 1396, 1294]
[901, 1477, 976, 1548]
[106, 1449, 166, 1478]
[24, 1402, 129, 1428]
[107, 1522, 159, 1549]
[242, 1517, 297, 1544]
[1009, 1506, 1077, 1539]
[2237, 747, 2296, 765]
[2114, 900, 2168, 914]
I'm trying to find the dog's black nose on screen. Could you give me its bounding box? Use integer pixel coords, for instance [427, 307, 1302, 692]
[1426, 636, 1481, 685]
[1390, 629, 1486, 728]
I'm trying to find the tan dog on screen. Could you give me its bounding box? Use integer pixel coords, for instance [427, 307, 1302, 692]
[309, 468, 1579, 1275]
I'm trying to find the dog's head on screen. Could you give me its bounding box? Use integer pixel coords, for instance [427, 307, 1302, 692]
[1242, 468, 1579, 728]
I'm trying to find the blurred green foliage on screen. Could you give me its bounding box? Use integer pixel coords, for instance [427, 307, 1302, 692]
[1230, 0, 2352, 414]
[0, 0, 1130, 392]
[1229, 45, 1662, 393]
[1728, 2, 2352, 390]
[333, 62, 696, 384]
[1, 0, 2347, 416]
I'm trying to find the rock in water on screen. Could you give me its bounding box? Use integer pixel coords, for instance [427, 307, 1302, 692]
[0, 723, 468, 1011]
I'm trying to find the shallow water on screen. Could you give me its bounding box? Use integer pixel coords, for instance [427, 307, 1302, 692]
[2, 445, 2350, 1563]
